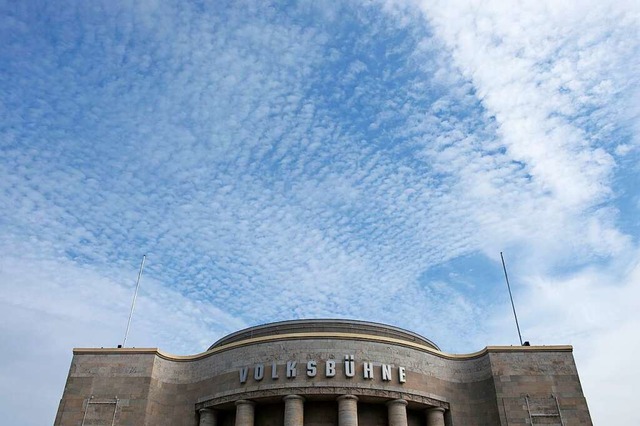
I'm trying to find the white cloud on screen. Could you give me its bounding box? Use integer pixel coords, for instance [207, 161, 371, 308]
[409, 0, 639, 219]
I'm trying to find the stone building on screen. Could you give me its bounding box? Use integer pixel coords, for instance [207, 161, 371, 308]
[54, 319, 592, 425]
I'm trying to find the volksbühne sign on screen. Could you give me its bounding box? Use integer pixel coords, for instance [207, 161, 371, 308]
[240, 355, 406, 384]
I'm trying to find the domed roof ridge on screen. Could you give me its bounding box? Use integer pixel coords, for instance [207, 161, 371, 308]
[208, 318, 439, 351]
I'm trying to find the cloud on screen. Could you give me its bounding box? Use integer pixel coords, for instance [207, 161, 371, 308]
[1, 0, 492, 336]
[418, 0, 636, 231]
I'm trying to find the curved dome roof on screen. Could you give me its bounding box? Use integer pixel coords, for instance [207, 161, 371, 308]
[208, 319, 440, 351]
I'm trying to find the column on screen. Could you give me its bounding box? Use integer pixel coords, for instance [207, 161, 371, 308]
[425, 407, 445, 426]
[283, 395, 304, 426]
[337, 395, 358, 426]
[198, 408, 216, 426]
[235, 400, 255, 426]
[386, 399, 408, 426]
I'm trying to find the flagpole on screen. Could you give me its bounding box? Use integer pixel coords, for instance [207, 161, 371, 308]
[122, 255, 146, 348]
[500, 252, 524, 346]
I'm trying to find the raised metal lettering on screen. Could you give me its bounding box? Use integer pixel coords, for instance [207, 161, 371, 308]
[363, 362, 374, 379]
[239, 358, 407, 383]
[307, 360, 317, 377]
[287, 361, 297, 378]
[239, 367, 249, 383]
[254, 364, 264, 380]
[381, 364, 392, 381]
[344, 355, 355, 378]
[326, 360, 336, 377]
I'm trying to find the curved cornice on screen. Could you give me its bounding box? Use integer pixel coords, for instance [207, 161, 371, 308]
[74, 331, 572, 361]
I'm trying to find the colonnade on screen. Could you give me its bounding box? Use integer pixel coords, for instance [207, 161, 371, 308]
[198, 395, 446, 426]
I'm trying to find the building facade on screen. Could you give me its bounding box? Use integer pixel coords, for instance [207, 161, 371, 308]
[54, 319, 592, 425]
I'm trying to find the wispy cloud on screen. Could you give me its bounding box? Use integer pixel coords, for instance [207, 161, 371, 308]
[414, 0, 639, 258]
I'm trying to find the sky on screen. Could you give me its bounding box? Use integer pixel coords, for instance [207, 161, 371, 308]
[0, 0, 638, 424]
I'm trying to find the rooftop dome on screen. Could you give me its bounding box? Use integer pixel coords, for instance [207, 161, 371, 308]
[208, 318, 440, 351]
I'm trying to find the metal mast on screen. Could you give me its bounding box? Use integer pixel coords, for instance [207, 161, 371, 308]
[500, 252, 524, 346]
[122, 255, 146, 348]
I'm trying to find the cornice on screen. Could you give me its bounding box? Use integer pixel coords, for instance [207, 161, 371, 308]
[74, 332, 572, 362]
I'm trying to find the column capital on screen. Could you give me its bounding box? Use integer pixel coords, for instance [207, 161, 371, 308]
[386, 399, 408, 407]
[425, 406, 446, 426]
[283, 394, 304, 426]
[199, 407, 217, 426]
[235, 400, 256, 426]
[387, 398, 408, 426]
[283, 394, 305, 402]
[336, 394, 359, 402]
[337, 394, 358, 426]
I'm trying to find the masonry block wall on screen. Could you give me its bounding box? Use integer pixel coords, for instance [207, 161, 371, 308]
[490, 350, 592, 425]
[54, 319, 592, 426]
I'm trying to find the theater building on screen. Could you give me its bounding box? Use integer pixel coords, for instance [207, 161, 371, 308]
[54, 319, 592, 425]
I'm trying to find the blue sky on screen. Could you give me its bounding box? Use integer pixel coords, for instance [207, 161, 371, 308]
[1, 0, 639, 424]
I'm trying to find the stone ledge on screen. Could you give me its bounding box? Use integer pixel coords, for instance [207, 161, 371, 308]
[73, 338, 572, 362]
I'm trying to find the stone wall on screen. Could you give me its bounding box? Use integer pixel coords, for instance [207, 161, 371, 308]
[489, 350, 592, 425]
[54, 321, 591, 426]
[54, 351, 156, 425]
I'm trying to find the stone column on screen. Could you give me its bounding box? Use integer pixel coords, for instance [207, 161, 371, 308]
[235, 400, 255, 426]
[426, 407, 445, 426]
[386, 399, 408, 426]
[283, 395, 304, 426]
[337, 395, 358, 426]
[199, 408, 216, 426]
